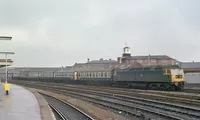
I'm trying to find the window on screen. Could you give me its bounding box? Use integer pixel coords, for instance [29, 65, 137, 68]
[162, 60, 168, 62]
[105, 72, 107, 77]
[103, 72, 105, 77]
[84, 72, 86, 77]
[101, 72, 104, 77]
[80, 73, 83, 77]
[107, 72, 111, 77]
[98, 72, 101, 77]
[151, 59, 156, 63]
[91, 72, 93, 77]
[96, 72, 98, 77]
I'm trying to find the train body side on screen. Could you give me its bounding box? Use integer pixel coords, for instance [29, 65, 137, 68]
[115, 69, 170, 82]
[114, 68, 184, 90]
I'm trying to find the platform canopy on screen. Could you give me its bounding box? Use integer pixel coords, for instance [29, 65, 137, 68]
[0, 59, 13, 68]
[0, 36, 12, 40]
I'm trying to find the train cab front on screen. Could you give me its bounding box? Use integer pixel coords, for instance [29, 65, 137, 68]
[170, 69, 185, 90]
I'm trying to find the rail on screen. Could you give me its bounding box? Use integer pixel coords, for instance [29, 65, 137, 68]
[40, 93, 94, 120]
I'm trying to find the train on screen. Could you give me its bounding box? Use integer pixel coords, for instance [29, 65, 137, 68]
[13, 64, 185, 91]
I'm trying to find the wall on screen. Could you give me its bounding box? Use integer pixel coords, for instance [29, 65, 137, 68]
[185, 73, 200, 83]
[124, 59, 175, 66]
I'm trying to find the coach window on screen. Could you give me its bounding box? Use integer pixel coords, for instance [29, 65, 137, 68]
[101, 72, 103, 77]
[105, 72, 107, 77]
[90, 72, 93, 77]
[108, 72, 111, 77]
[96, 72, 98, 77]
[87, 72, 89, 77]
[103, 72, 105, 77]
[98, 72, 101, 77]
[93, 72, 95, 77]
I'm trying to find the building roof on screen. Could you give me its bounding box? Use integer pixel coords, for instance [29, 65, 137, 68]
[180, 62, 200, 68]
[57, 66, 73, 72]
[127, 55, 174, 60]
[87, 59, 117, 64]
[73, 63, 85, 69]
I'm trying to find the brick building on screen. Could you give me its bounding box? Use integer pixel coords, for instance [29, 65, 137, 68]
[117, 46, 179, 66]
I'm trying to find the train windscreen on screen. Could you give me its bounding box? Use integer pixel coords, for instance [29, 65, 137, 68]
[171, 69, 184, 74]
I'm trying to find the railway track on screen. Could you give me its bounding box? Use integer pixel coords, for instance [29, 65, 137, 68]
[12, 80, 200, 97]
[13, 80, 200, 106]
[11, 80, 200, 95]
[55, 90, 200, 120]
[11, 80, 200, 120]
[48, 102, 68, 120]
[40, 93, 94, 120]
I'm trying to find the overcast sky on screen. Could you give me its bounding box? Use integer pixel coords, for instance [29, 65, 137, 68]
[0, 0, 200, 67]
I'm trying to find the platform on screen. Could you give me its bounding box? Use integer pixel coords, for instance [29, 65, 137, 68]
[0, 84, 41, 120]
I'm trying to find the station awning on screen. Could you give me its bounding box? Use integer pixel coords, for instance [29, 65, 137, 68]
[0, 59, 13, 68]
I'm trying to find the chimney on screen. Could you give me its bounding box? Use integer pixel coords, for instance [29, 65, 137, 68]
[87, 58, 90, 62]
[148, 54, 151, 66]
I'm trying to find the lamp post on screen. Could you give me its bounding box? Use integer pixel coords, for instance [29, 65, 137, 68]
[0, 36, 13, 94]
[0, 36, 13, 83]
